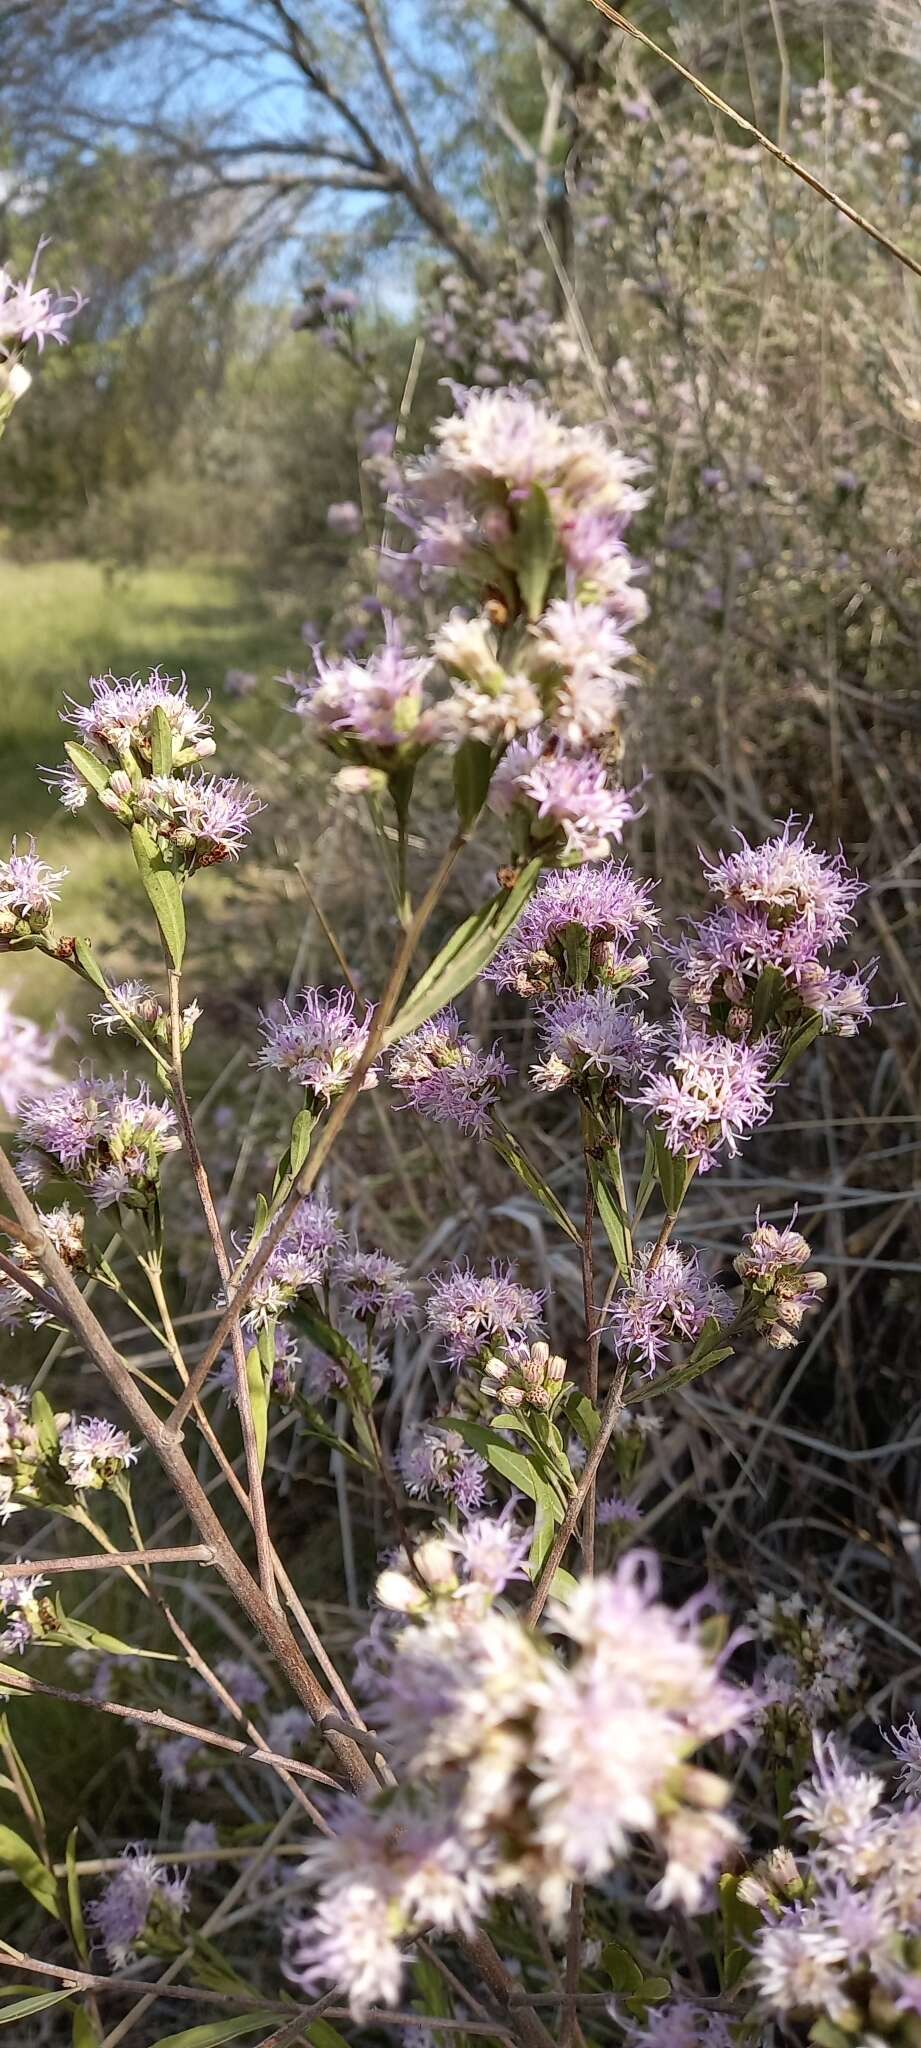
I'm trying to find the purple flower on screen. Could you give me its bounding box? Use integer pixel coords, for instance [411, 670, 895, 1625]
[0, 838, 67, 941]
[488, 859, 658, 995]
[0, 992, 60, 1112]
[622, 2002, 734, 2048]
[634, 1017, 775, 1171]
[0, 241, 85, 354]
[59, 1417, 137, 1491]
[389, 1007, 509, 1134]
[532, 989, 661, 1093]
[63, 669, 214, 766]
[559, 512, 650, 624]
[333, 1248, 415, 1328]
[606, 1242, 731, 1374]
[213, 1656, 270, 1711]
[88, 1846, 189, 1968]
[795, 960, 877, 1037]
[398, 1425, 489, 1513]
[443, 1504, 531, 1594]
[287, 640, 433, 752]
[236, 1198, 343, 1330]
[256, 986, 376, 1106]
[702, 818, 862, 944]
[326, 500, 363, 537]
[530, 600, 636, 747]
[0, 1569, 47, 1654]
[17, 1071, 180, 1208]
[425, 1260, 545, 1364]
[489, 735, 641, 861]
[134, 772, 262, 866]
[597, 1492, 643, 1529]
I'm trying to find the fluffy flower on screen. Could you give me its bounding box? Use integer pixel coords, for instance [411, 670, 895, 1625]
[0, 1203, 86, 1332]
[489, 733, 641, 861]
[0, 839, 67, 942]
[0, 241, 84, 353]
[0, 1569, 48, 1654]
[487, 858, 657, 996]
[18, 1072, 180, 1209]
[389, 1007, 509, 1134]
[482, 1338, 568, 1410]
[63, 669, 215, 765]
[333, 1248, 415, 1327]
[288, 640, 433, 752]
[256, 986, 376, 1105]
[753, 1593, 863, 1729]
[88, 1846, 189, 1968]
[702, 818, 862, 944]
[530, 599, 635, 746]
[134, 772, 261, 865]
[532, 988, 660, 1093]
[0, 991, 60, 1112]
[284, 1792, 494, 2020]
[425, 1260, 545, 1364]
[236, 1198, 343, 1330]
[607, 1243, 732, 1375]
[59, 1417, 137, 1491]
[634, 1018, 774, 1171]
[398, 1425, 489, 1514]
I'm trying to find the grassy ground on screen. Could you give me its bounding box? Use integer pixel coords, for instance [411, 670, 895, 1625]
[0, 556, 304, 1020]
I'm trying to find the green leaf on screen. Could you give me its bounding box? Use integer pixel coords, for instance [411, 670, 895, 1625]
[561, 1388, 601, 1451]
[54, 1615, 175, 1661]
[149, 704, 174, 778]
[0, 1825, 61, 1918]
[514, 483, 560, 619]
[293, 1310, 372, 1408]
[453, 738, 494, 828]
[562, 923, 591, 991]
[0, 1991, 73, 2026]
[248, 1192, 270, 1249]
[64, 741, 110, 797]
[633, 1130, 659, 1225]
[719, 1871, 763, 1990]
[446, 1418, 566, 1519]
[246, 1341, 269, 1472]
[751, 964, 787, 1038]
[72, 939, 109, 995]
[65, 1825, 89, 1963]
[491, 1120, 580, 1243]
[385, 859, 542, 1044]
[689, 1315, 731, 1367]
[131, 824, 186, 969]
[72, 2008, 101, 2048]
[149, 2016, 283, 2048]
[773, 1011, 824, 1079]
[601, 1943, 645, 1995]
[588, 1158, 633, 1282]
[308, 2027, 352, 2048]
[652, 1127, 691, 1217]
[288, 1108, 315, 1179]
[31, 1389, 60, 1460]
[809, 2021, 854, 2048]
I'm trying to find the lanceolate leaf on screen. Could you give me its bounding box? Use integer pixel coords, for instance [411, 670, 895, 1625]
[453, 737, 494, 828]
[247, 1340, 269, 1471]
[148, 704, 174, 778]
[65, 1826, 89, 1963]
[446, 1417, 567, 1519]
[63, 741, 110, 797]
[72, 938, 109, 994]
[588, 1158, 633, 1282]
[773, 1011, 824, 1079]
[0, 1991, 73, 2027]
[385, 858, 542, 1044]
[149, 2015, 286, 2048]
[0, 1825, 61, 1918]
[130, 824, 186, 969]
[491, 1119, 580, 1243]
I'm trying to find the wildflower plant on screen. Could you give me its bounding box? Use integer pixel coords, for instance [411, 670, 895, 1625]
[0, 348, 890, 2046]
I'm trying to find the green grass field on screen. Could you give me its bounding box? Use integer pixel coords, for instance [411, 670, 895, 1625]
[0, 556, 305, 1020]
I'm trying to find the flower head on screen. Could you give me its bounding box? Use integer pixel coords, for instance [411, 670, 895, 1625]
[0, 241, 85, 354]
[736, 1212, 826, 1347]
[532, 988, 660, 1093]
[0, 1569, 48, 1655]
[18, 1072, 179, 1209]
[398, 1426, 489, 1513]
[135, 772, 261, 866]
[425, 1260, 545, 1364]
[389, 1007, 509, 1134]
[237, 1198, 343, 1330]
[634, 1017, 775, 1171]
[0, 839, 67, 942]
[63, 669, 214, 766]
[256, 986, 376, 1105]
[703, 819, 862, 943]
[88, 1846, 189, 1968]
[489, 734, 641, 862]
[333, 1248, 415, 1328]
[288, 640, 434, 754]
[59, 1416, 137, 1491]
[487, 859, 657, 996]
[606, 1242, 731, 1375]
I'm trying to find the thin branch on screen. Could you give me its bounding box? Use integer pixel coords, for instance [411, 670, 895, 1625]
[0, 1546, 212, 1577]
